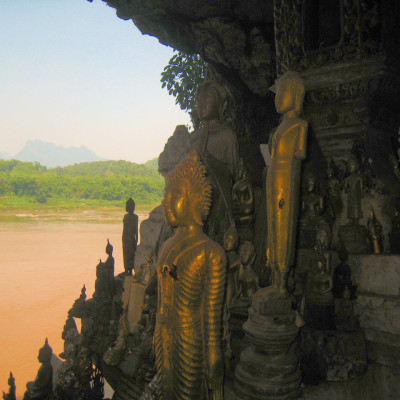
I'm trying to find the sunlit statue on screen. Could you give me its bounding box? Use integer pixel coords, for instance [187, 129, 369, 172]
[155, 150, 226, 400]
[237, 241, 259, 301]
[188, 80, 239, 240]
[135, 252, 154, 280]
[223, 225, 240, 309]
[367, 208, 384, 254]
[123, 197, 139, 275]
[264, 71, 307, 298]
[232, 158, 255, 228]
[299, 171, 330, 248]
[23, 339, 53, 400]
[2, 372, 16, 400]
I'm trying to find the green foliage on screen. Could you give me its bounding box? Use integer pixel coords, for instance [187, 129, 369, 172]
[0, 159, 164, 205]
[161, 51, 207, 113]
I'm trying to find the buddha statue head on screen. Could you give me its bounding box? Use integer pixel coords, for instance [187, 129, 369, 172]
[106, 239, 113, 256]
[196, 80, 228, 121]
[163, 150, 212, 227]
[271, 71, 305, 116]
[38, 338, 53, 363]
[126, 197, 135, 213]
[223, 225, 239, 251]
[303, 171, 317, 194]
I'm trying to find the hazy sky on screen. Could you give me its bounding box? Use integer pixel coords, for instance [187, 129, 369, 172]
[0, 0, 190, 163]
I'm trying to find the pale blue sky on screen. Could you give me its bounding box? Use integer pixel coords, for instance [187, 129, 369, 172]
[0, 0, 190, 163]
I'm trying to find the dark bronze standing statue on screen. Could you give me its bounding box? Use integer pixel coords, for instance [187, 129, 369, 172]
[223, 225, 240, 309]
[264, 71, 308, 298]
[188, 80, 239, 242]
[23, 339, 53, 400]
[2, 372, 16, 400]
[155, 150, 226, 400]
[123, 197, 138, 275]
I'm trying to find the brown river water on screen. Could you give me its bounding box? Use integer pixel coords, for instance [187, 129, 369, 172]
[0, 209, 149, 398]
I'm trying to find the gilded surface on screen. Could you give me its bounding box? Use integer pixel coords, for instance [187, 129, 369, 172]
[155, 151, 226, 400]
[265, 71, 307, 297]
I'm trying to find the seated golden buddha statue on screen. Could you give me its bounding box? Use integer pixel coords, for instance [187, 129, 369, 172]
[155, 150, 226, 400]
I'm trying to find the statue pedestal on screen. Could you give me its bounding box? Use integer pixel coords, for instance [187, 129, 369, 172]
[234, 292, 301, 400]
[121, 276, 147, 334]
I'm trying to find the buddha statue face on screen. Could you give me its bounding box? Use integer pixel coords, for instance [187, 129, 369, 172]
[273, 71, 305, 116]
[163, 180, 191, 227]
[223, 228, 239, 251]
[196, 86, 220, 121]
[305, 175, 316, 193]
[240, 241, 256, 264]
[163, 150, 212, 228]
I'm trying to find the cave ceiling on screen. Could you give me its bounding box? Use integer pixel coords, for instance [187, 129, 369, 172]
[102, 0, 276, 96]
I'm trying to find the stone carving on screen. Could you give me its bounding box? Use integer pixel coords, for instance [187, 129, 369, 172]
[223, 225, 240, 309]
[123, 197, 139, 275]
[155, 150, 226, 400]
[188, 80, 239, 241]
[232, 158, 255, 241]
[367, 208, 384, 254]
[158, 125, 189, 177]
[23, 339, 53, 400]
[264, 70, 308, 299]
[2, 372, 16, 400]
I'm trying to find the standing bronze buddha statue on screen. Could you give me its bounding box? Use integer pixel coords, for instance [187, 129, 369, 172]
[264, 71, 308, 298]
[155, 150, 226, 400]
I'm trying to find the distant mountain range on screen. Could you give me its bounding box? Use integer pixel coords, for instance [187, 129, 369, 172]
[0, 140, 158, 169]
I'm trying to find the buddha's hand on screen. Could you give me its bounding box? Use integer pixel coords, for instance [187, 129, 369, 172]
[206, 345, 224, 400]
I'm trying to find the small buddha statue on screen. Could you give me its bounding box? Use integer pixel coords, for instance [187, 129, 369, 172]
[343, 156, 364, 223]
[237, 241, 259, 302]
[94, 240, 115, 299]
[223, 225, 240, 309]
[299, 172, 330, 248]
[339, 156, 368, 253]
[232, 158, 255, 228]
[188, 80, 240, 241]
[123, 197, 138, 275]
[304, 254, 335, 331]
[326, 160, 342, 220]
[3, 372, 16, 400]
[135, 253, 154, 280]
[367, 208, 384, 254]
[23, 339, 53, 400]
[262, 70, 308, 299]
[155, 150, 226, 400]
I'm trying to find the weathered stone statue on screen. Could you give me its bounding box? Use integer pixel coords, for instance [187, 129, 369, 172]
[237, 241, 259, 301]
[299, 171, 330, 248]
[2, 372, 16, 400]
[367, 208, 384, 254]
[223, 225, 240, 309]
[188, 80, 239, 241]
[23, 339, 53, 400]
[264, 70, 308, 298]
[232, 158, 255, 239]
[155, 150, 226, 400]
[123, 197, 139, 275]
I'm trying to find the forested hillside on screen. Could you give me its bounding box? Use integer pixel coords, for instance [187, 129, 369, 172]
[0, 159, 163, 205]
